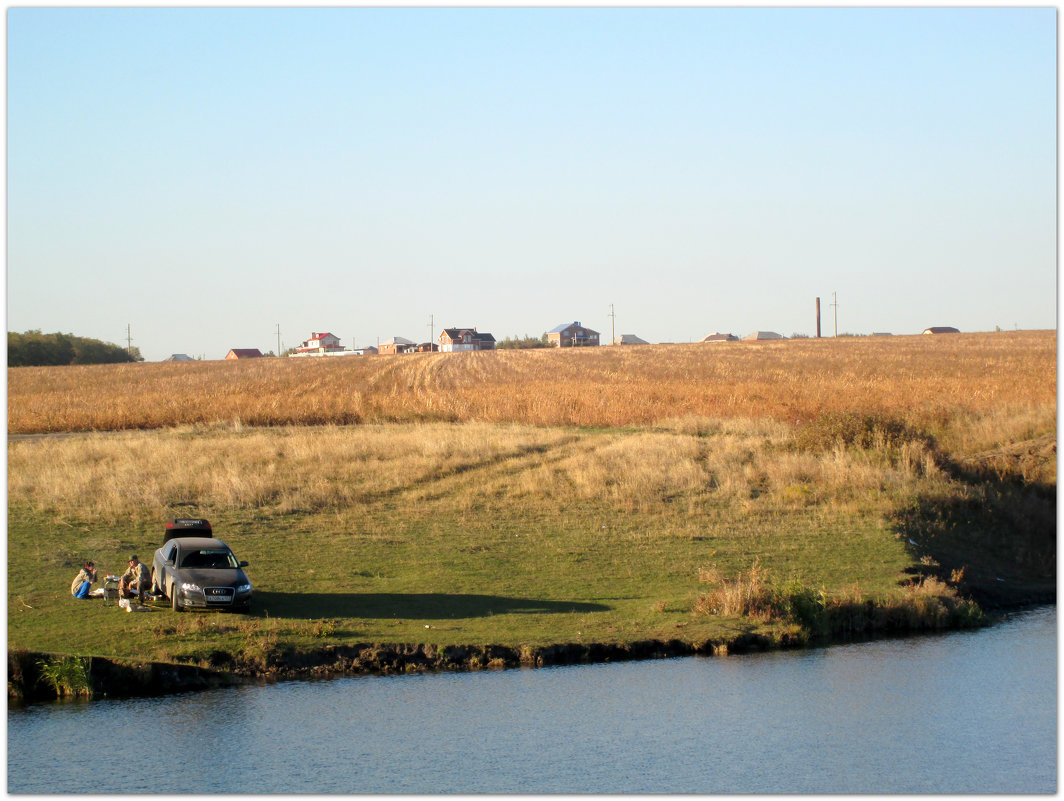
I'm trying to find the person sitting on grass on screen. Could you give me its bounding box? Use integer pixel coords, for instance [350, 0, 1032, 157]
[119, 555, 150, 603]
[70, 561, 97, 599]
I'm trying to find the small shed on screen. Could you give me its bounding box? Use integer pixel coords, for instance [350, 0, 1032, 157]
[742, 331, 785, 341]
[612, 334, 649, 345]
[922, 326, 960, 335]
[702, 333, 739, 343]
[164, 354, 193, 361]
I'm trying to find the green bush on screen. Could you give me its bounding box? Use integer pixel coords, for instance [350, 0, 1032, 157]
[35, 655, 92, 697]
[8, 330, 142, 366]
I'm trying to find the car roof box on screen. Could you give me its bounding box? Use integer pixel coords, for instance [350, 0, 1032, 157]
[164, 518, 213, 543]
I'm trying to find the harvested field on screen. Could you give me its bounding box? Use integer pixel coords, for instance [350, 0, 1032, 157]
[7, 330, 1055, 434]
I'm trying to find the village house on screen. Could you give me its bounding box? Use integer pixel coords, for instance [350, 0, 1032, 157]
[742, 331, 785, 341]
[290, 332, 349, 357]
[439, 327, 496, 352]
[547, 321, 599, 348]
[225, 348, 263, 360]
[379, 336, 416, 355]
[922, 326, 960, 335]
[702, 333, 739, 343]
[352, 346, 378, 356]
[612, 334, 649, 345]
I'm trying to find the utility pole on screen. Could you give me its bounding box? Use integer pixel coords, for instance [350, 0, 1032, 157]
[831, 292, 838, 338]
[126, 324, 133, 356]
[608, 303, 616, 346]
[816, 297, 821, 338]
[276, 324, 281, 356]
[428, 314, 434, 348]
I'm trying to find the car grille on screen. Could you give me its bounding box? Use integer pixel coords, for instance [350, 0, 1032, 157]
[204, 587, 235, 605]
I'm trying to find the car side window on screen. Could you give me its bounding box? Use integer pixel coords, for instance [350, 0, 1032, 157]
[165, 543, 176, 563]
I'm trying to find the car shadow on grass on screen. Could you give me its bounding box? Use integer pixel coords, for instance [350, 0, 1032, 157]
[252, 592, 610, 620]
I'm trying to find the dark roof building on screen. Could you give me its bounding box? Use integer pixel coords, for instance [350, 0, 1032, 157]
[225, 348, 264, 360]
[439, 328, 495, 352]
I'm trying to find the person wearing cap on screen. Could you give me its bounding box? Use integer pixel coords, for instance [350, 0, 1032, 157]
[70, 561, 97, 599]
[119, 555, 150, 603]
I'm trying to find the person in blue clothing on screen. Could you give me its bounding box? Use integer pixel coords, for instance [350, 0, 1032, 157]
[70, 561, 97, 599]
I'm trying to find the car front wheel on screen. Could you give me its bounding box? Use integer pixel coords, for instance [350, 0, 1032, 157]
[171, 585, 182, 612]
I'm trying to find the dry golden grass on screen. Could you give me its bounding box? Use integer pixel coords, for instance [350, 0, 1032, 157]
[8, 330, 1055, 434]
[7, 416, 959, 525]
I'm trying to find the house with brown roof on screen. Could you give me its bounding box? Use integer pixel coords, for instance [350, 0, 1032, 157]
[225, 348, 263, 360]
[439, 327, 496, 352]
[547, 321, 599, 348]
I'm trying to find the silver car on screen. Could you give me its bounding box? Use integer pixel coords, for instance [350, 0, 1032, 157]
[151, 523, 252, 612]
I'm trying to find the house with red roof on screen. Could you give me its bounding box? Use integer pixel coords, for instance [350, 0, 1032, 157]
[291, 332, 348, 357]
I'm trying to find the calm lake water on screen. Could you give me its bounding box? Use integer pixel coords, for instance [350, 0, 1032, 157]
[8, 606, 1056, 794]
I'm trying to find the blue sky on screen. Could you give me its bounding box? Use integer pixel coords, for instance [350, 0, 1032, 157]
[7, 7, 1057, 360]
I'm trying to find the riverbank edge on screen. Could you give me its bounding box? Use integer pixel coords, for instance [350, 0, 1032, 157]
[4, 632, 799, 703]
[12, 598, 1045, 705]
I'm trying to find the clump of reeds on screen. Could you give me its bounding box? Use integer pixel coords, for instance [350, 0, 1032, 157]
[35, 655, 92, 698]
[695, 562, 984, 638]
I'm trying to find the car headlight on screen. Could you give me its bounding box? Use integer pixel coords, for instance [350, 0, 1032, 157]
[181, 582, 202, 593]
[237, 583, 252, 593]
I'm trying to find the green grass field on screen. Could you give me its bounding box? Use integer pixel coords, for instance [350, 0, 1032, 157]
[10, 413, 1051, 673]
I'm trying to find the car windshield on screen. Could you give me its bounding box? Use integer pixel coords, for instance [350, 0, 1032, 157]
[180, 549, 239, 570]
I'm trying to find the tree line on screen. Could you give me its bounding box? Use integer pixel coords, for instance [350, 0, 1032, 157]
[8, 330, 144, 366]
[495, 333, 551, 350]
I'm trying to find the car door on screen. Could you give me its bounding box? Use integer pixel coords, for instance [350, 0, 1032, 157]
[160, 542, 179, 598]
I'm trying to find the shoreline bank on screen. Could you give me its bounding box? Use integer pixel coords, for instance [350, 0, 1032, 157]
[12, 599, 1052, 705]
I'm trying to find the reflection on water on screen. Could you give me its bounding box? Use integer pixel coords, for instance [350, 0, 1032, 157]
[9, 606, 1056, 794]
